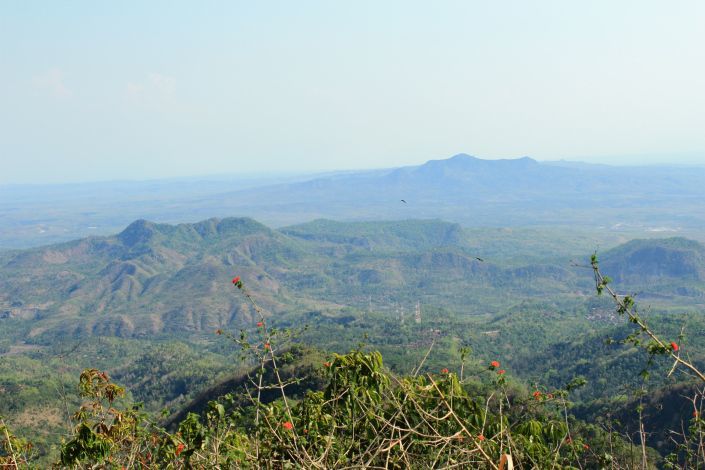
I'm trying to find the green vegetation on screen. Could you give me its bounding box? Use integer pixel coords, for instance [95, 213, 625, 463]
[2, 217, 705, 467]
[2, 271, 703, 468]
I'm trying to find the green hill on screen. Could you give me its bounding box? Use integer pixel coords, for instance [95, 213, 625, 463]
[0, 217, 597, 344]
[3, 218, 705, 466]
[601, 237, 705, 298]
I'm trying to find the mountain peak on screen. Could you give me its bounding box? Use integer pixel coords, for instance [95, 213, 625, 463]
[192, 217, 272, 238]
[116, 217, 273, 248]
[416, 154, 539, 176]
[448, 153, 477, 161]
[118, 219, 160, 247]
[426, 154, 537, 167]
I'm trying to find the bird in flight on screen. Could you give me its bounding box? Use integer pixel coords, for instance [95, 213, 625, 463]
[400, 199, 407, 204]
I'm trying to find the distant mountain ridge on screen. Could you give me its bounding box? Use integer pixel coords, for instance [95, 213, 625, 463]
[3, 153, 705, 250]
[195, 153, 705, 230]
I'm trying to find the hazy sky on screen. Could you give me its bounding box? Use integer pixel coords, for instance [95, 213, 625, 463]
[1, 1, 704, 184]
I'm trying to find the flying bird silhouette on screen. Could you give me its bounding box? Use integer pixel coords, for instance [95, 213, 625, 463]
[400, 199, 407, 204]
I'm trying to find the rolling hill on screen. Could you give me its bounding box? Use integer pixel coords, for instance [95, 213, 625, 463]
[2, 217, 705, 349]
[0, 217, 574, 343]
[601, 237, 705, 298]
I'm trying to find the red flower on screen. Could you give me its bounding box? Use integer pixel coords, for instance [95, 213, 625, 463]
[477, 434, 485, 441]
[671, 341, 679, 352]
[175, 443, 185, 456]
[282, 421, 293, 430]
[694, 411, 699, 418]
[303, 428, 308, 434]
[533, 390, 542, 400]
[215, 329, 222, 335]
[232, 276, 240, 284]
[257, 321, 264, 327]
[497, 369, 505, 375]
[583, 444, 589, 450]
[264, 342, 271, 350]
[490, 360, 500, 369]
[323, 362, 331, 368]
[441, 368, 449, 374]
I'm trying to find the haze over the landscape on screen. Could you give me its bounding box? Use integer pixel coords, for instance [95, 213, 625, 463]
[4, 3, 705, 468]
[2, 153, 705, 251]
[1, 1, 704, 185]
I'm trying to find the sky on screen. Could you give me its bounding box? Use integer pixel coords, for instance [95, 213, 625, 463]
[1, 1, 704, 184]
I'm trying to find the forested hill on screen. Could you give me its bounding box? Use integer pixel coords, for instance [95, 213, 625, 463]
[601, 237, 705, 290]
[2, 216, 705, 345]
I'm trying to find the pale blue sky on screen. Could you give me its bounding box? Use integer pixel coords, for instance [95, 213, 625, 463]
[1, 1, 704, 184]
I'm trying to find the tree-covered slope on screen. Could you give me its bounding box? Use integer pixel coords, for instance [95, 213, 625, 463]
[3, 218, 705, 347]
[0, 217, 593, 343]
[601, 237, 705, 298]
